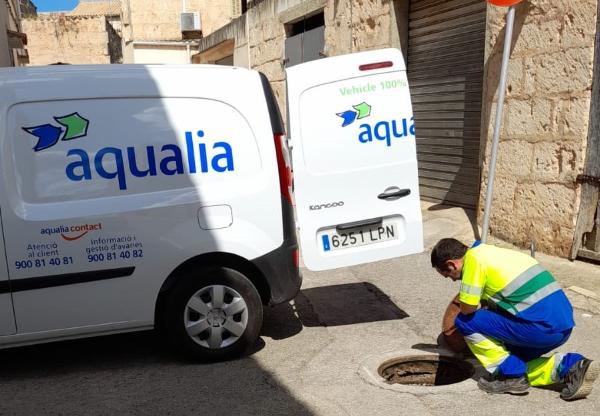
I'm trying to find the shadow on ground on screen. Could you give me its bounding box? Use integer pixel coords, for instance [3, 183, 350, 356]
[262, 282, 409, 340]
[0, 331, 312, 415]
[0, 282, 407, 415]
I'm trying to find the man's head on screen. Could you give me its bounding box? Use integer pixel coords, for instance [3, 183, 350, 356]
[431, 238, 468, 281]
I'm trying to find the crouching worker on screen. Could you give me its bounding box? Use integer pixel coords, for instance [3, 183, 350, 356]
[431, 238, 599, 400]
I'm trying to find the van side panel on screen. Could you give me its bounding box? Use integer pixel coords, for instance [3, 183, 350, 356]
[0, 66, 283, 335]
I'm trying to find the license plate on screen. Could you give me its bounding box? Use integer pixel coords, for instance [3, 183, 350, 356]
[321, 223, 398, 252]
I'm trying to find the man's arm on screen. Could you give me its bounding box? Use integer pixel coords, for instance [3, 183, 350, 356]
[451, 295, 478, 315]
[458, 251, 485, 315]
[459, 302, 477, 315]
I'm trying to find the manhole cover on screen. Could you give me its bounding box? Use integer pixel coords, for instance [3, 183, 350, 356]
[378, 355, 473, 386]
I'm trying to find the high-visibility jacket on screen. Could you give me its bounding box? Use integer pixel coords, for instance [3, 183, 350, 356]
[458, 244, 574, 331]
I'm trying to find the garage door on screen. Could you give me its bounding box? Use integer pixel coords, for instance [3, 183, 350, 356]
[407, 0, 487, 209]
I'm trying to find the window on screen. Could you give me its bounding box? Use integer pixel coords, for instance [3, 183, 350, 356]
[284, 12, 325, 68]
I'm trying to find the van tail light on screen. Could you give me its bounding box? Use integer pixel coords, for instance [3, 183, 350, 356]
[274, 134, 293, 205]
[292, 248, 299, 268]
[359, 61, 393, 71]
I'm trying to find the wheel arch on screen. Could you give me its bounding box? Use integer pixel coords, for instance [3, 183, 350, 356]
[154, 252, 270, 330]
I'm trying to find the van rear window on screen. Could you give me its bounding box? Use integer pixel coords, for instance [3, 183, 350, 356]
[298, 72, 416, 174]
[7, 98, 261, 204]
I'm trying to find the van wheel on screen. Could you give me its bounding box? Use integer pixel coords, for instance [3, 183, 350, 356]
[164, 267, 263, 361]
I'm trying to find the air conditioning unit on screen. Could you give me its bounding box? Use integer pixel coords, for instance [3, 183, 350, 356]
[180, 12, 201, 32]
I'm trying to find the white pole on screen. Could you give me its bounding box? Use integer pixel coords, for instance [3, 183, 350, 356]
[481, 5, 516, 243]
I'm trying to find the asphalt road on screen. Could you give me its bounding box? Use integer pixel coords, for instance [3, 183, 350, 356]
[1, 247, 599, 415]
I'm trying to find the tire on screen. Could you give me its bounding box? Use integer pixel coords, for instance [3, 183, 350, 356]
[163, 266, 263, 361]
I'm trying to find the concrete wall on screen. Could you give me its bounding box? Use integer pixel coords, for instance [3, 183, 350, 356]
[23, 15, 112, 65]
[134, 44, 194, 64]
[480, 1, 597, 256]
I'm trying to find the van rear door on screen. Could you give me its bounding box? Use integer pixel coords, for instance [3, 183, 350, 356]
[287, 48, 423, 271]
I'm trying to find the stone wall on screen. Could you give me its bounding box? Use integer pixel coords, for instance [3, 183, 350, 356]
[222, 0, 407, 123]
[126, 0, 237, 41]
[23, 15, 112, 65]
[1, 0, 26, 66]
[122, 0, 238, 63]
[480, 1, 597, 256]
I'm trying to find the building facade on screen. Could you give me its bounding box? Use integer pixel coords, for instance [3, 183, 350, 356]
[197, 0, 599, 260]
[22, 0, 122, 65]
[121, 0, 241, 64]
[1, 0, 33, 66]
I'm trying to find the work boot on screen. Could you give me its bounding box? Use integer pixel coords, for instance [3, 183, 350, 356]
[477, 375, 530, 394]
[560, 358, 600, 401]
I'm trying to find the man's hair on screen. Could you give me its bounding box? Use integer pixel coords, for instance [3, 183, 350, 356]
[430, 238, 468, 271]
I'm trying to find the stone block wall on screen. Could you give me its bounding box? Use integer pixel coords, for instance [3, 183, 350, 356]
[23, 15, 111, 65]
[480, 0, 597, 256]
[127, 0, 237, 41]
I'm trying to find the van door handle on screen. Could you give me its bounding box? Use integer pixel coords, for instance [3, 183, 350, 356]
[336, 217, 382, 232]
[378, 188, 411, 200]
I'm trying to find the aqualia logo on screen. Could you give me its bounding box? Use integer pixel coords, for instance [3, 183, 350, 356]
[23, 114, 234, 191]
[336, 102, 415, 147]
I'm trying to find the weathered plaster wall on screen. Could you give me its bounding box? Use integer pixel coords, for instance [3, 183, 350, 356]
[480, 1, 597, 256]
[23, 15, 111, 65]
[133, 44, 191, 64]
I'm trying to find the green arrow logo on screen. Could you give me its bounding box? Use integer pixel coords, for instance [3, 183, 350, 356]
[353, 102, 371, 119]
[54, 112, 89, 141]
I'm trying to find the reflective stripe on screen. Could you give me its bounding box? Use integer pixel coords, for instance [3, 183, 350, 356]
[464, 332, 487, 344]
[460, 282, 483, 297]
[486, 355, 509, 374]
[498, 264, 546, 297]
[526, 353, 564, 386]
[514, 282, 562, 313]
[551, 353, 565, 383]
[490, 265, 557, 315]
[463, 332, 510, 374]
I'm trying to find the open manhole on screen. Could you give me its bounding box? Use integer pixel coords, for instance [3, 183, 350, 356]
[378, 355, 474, 386]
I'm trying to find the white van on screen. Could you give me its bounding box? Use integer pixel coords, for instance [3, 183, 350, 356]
[0, 48, 422, 360]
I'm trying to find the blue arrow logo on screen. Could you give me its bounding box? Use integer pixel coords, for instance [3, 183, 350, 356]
[336, 110, 358, 127]
[22, 124, 64, 152]
[336, 103, 372, 127]
[23, 113, 90, 152]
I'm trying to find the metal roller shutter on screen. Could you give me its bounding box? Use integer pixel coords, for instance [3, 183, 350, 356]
[407, 0, 487, 209]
